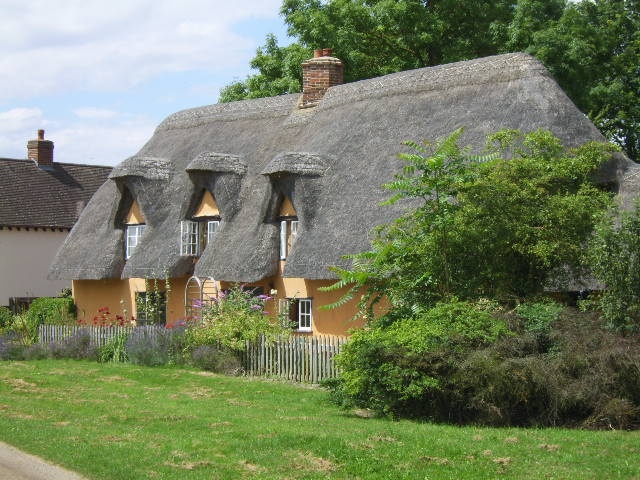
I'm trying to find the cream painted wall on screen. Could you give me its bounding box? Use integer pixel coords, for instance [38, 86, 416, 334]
[0, 229, 71, 306]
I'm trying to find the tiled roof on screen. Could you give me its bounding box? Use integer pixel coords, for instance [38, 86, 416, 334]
[0, 158, 112, 229]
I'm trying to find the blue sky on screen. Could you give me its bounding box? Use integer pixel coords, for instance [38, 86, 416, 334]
[0, 0, 290, 165]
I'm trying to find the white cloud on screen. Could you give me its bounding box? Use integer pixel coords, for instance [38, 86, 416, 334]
[53, 115, 157, 165]
[0, 106, 154, 165]
[0, 108, 47, 158]
[0, 0, 283, 101]
[74, 107, 118, 119]
[0, 108, 45, 133]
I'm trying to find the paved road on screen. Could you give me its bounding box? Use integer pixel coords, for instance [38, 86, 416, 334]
[0, 442, 88, 480]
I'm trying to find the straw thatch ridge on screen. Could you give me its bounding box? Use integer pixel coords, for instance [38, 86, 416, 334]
[49, 52, 636, 283]
[186, 152, 247, 175]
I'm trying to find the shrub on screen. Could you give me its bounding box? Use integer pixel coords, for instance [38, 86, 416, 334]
[185, 286, 290, 352]
[516, 300, 563, 334]
[0, 333, 25, 360]
[189, 345, 242, 375]
[26, 297, 76, 326]
[23, 343, 50, 360]
[330, 305, 640, 429]
[8, 313, 39, 345]
[588, 199, 640, 332]
[329, 300, 510, 417]
[0, 306, 13, 330]
[126, 327, 185, 367]
[49, 331, 96, 360]
[98, 333, 129, 363]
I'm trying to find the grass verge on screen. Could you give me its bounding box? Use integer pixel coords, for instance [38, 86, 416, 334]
[0, 360, 638, 479]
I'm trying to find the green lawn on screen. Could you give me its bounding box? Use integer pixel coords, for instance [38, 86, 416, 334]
[0, 360, 638, 479]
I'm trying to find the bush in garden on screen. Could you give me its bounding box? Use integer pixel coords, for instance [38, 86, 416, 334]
[98, 333, 129, 363]
[49, 331, 96, 360]
[0, 306, 13, 330]
[329, 300, 511, 417]
[0, 332, 25, 360]
[185, 285, 290, 352]
[26, 297, 76, 325]
[126, 327, 185, 367]
[23, 343, 50, 360]
[8, 313, 40, 346]
[190, 345, 242, 375]
[588, 198, 640, 332]
[330, 305, 640, 429]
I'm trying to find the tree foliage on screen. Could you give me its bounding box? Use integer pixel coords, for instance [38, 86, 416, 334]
[588, 199, 640, 332]
[220, 0, 638, 160]
[325, 129, 615, 321]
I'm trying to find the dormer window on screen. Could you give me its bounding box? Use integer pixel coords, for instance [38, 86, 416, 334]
[278, 195, 298, 261]
[180, 218, 220, 256]
[180, 190, 221, 257]
[280, 218, 298, 260]
[124, 200, 146, 259]
[126, 225, 145, 259]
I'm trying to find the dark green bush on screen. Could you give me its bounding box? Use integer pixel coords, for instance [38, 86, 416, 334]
[330, 300, 510, 417]
[329, 306, 640, 429]
[0, 306, 13, 330]
[26, 297, 75, 325]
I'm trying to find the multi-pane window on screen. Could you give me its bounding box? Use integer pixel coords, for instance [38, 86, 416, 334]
[204, 220, 220, 249]
[279, 218, 299, 260]
[279, 298, 312, 332]
[180, 220, 199, 256]
[180, 218, 220, 257]
[125, 224, 145, 259]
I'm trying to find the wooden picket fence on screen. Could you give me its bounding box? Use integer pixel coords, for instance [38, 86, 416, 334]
[243, 334, 348, 383]
[37, 325, 348, 383]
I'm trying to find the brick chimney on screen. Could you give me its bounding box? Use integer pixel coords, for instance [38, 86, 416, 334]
[299, 48, 343, 109]
[27, 129, 54, 166]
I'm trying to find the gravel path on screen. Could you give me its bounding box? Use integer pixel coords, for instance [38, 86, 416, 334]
[0, 442, 88, 480]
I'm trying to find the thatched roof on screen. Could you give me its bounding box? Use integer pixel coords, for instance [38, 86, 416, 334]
[49, 52, 635, 282]
[0, 158, 111, 230]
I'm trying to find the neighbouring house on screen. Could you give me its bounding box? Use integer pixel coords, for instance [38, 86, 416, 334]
[49, 51, 639, 335]
[0, 131, 112, 311]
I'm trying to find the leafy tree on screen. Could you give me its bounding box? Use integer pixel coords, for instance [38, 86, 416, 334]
[588, 199, 640, 332]
[523, 0, 640, 160]
[220, 0, 638, 161]
[325, 129, 615, 320]
[219, 34, 311, 102]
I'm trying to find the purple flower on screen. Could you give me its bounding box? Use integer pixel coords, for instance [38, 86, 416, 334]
[257, 294, 272, 301]
[250, 304, 263, 311]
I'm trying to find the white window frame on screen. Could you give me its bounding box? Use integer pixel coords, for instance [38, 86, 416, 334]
[180, 220, 199, 256]
[279, 218, 299, 260]
[206, 220, 220, 246]
[125, 224, 145, 259]
[280, 220, 288, 260]
[298, 298, 312, 332]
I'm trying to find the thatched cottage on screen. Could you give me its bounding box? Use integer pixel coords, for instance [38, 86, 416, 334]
[0, 131, 111, 310]
[49, 51, 639, 335]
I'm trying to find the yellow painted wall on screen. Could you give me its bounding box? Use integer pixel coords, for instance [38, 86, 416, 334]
[279, 196, 296, 217]
[73, 271, 368, 336]
[193, 191, 219, 217]
[125, 200, 145, 224]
